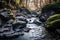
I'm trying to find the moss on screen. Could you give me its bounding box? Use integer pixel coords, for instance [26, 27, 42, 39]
[46, 14, 60, 28]
[46, 14, 60, 24]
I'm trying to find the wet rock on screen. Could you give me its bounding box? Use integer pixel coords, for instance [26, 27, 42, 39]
[20, 7, 31, 15]
[39, 11, 55, 22]
[22, 28, 31, 32]
[0, 9, 29, 38]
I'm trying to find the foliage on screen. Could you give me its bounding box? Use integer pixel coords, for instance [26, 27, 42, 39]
[42, 2, 60, 13]
[0, 0, 21, 9]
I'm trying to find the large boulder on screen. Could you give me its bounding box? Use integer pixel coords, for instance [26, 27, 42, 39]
[0, 9, 14, 26]
[39, 2, 60, 22]
[46, 14, 60, 33]
[45, 14, 60, 38]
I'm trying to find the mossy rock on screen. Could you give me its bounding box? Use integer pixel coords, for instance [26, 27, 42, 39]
[9, 12, 15, 19]
[46, 14, 60, 28]
[39, 2, 60, 22]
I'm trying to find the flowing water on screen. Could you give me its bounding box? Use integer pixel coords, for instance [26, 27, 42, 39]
[14, 17, 47, 40]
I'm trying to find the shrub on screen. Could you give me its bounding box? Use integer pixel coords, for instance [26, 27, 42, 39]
[42, 2, 60, 13]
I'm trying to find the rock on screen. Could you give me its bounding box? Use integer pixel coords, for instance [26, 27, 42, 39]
[46, 14, 60, 28]
[46, 14, 60, 36]
[22, 28, 31, 32]
[39, 2, 60, 22]
[0, 9, 28, 38]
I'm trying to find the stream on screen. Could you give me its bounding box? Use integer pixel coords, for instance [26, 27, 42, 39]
[14, 17, 47, 40]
